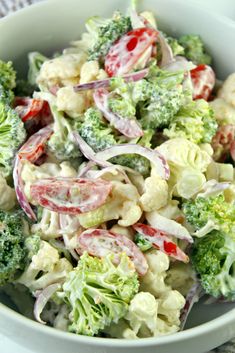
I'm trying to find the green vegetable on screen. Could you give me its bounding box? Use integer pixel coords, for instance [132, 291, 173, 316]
[48, 105, 82, 161]
[137, 68, 185, 129]
[164, 99, 218, 144]
[178, 34, 212, 65]
[0, 59, 16, 105]
[88, 12, 131, 62]
[0, 210, 28, 287]
[79, 108, 116, 152]
[28, 52, 48, 86]
[167, 36, 185, 56]
[192, 230, 235, 299]
[135, 233, 152, 252]
[183, 194, 235, 235]
[58, 252, 139, 336]
[111, 154, 150, 177]
[0, 60, 16, 92]
[0, 101, 26, 176]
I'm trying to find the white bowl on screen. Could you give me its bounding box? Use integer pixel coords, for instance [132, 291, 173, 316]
[1, 1, 235, 352]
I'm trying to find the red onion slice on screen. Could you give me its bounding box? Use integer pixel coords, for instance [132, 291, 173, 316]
[180, 282, 203, 330]
[94, 88, 143, 138]
[158, 32, 174, 68]
[95, 144, 170, 180]
[71, 131, 111, 169]
[73, 69, 148, 92]
[34, 283, 61, 324]
[13, 156, 37, 221]
[146, 212, 193, 243]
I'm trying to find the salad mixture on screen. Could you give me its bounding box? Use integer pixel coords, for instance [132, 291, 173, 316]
[1, 1, 235, 339]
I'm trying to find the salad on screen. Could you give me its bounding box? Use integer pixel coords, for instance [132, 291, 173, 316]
[1, 1, 235, 339]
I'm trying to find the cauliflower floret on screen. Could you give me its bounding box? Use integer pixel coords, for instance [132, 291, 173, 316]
[158, 200, 183, 221]
[166, 262, 195, 296]
[31, 209, 61, 239]
[37, 53, 86, 87]
[78, 180, 142, 228]
[17, 240, 73, 292]
[110, 224, 135, 241]
[140, 174, 168, 212]
[21, 160, 76, 204]
[218, 73, 235, 107]
[0, 174, 16, 211]
[157, 290, 185, 326]
[79, 60, 107, 84]
[125, 292, 158, 337]
[107, 290, 185, 338]
[210, 97, 235, 125]
[119, 200, 142, 227]
[104, 319, 137, 339]
[56, 86, 88, 117]
[140, 249, 170, 296]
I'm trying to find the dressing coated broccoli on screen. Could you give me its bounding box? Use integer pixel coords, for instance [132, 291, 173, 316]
[48, 105, 82, 161]
[87, 12, 131, 62]
[178, 34, 212, 65]
[0, 60, 16, 105]
[79, 107, 116, 152]
[164, 99, 218, 144]
[28, 51, 48, 86]
[0, 102, 26, 176]
[57, 252, 139, 336]
[192, 230, 235, 299]
[0, 210, 28, 286]
[183, 194, 235, 236]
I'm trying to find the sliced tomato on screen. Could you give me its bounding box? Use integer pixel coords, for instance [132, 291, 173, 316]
[212, 124, 235, 161]
[76, 228, 148, 275]
[105, 27, 158, 77]
[190, 64, 215, 101]
[18, 125, 53, 163]
[15, 98, 45, 122]
[15, 97, 53, 135]
[93, 88, 143, 138]
[30, 177, 112, 214]
[133, 223, 189, 263]
[230, 140, 235, 161]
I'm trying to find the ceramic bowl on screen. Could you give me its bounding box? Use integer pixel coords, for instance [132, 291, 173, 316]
[1, 1, 235, 352]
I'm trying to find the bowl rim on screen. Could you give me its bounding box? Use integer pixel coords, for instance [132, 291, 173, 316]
[1, 0, 235, 346]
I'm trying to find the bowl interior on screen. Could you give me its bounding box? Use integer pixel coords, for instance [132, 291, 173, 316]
[0, 0, 235, 344]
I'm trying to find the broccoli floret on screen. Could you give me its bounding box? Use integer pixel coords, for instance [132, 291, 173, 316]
[0, 210, 29, 287]
[79, 108, 116, 152]
[164, 99, 218, 144]
[178, 34, 212, 65]
[0, 60, 16, 92]
[137, 69, 185, 129]
[57, 252, 139, 336]
[0, 102, 26, 176]
[48, 105, 82, 161]
[192, 230, 235, 299]
[28, 52, 48, 86]
[111, 154, 150, 177]
[183, 194, 235, 235]
[88, 12, 131, 62]
[0, 84, 14, 105]
[134, 233, 152, 252]
[167, 36, 185, 56]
